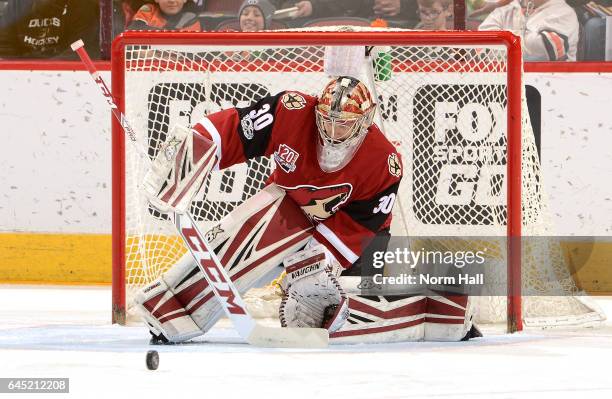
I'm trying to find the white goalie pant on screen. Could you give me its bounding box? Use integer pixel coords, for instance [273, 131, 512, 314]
[134, 184, 475, 343]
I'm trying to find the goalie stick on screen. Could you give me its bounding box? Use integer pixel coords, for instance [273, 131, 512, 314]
[71, 39, 328, 348]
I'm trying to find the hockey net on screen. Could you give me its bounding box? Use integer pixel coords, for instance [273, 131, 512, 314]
[111, 29, 605, 331]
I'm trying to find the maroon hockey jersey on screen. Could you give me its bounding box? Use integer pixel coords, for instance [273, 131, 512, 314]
[192, 91, 402, 268]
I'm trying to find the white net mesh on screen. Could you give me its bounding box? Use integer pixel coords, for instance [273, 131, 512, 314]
[116, 29, 604, 329]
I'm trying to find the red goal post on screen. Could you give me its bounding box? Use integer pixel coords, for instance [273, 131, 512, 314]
[111, 30, 524, 331]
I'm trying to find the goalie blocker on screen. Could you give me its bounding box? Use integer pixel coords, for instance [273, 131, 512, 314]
[135, 184, 477, 344]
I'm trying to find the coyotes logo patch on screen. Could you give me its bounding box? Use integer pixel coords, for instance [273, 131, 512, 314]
[388, 153, 402, 177]
[281, 183, 353, 221]
[281, 92, 306, 110]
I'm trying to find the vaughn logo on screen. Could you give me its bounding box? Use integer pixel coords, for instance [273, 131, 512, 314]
[413, 84, 508, 225]
[285, 252, 326, 280]
[289, 263, 321, 280]
[274, 144, 299, 173]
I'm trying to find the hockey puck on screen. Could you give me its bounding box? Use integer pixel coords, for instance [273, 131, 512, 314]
[146, 350, 159, 370]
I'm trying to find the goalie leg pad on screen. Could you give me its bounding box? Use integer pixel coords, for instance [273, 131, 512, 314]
[133, 268, 203, 343]
[328, 278, 476, 343]
[423, 295, 475, 341]
[136, 184, 313, 342]
[329, 277, 426, 344]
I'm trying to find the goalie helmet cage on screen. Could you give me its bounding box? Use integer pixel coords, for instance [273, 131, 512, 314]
[111, 30, 594, 334]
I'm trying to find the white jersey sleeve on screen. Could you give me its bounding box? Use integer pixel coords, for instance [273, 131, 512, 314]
[479, 0, 579, 61]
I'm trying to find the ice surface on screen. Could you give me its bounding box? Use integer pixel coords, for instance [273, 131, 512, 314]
[1, 285, 612, 399]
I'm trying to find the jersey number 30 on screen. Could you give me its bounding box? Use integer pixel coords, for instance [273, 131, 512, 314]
[248, 104, 274, 130]
[373, 193, 396, 214]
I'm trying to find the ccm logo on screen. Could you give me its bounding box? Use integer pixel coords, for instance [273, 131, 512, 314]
[94, 76, 117, 109]
[181, 226, 246, 315]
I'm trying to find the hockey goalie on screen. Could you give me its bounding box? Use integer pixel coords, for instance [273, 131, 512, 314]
[134, 76, 480, 344]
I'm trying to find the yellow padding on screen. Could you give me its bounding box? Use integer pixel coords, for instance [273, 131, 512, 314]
[124, 234, 186, 283]
[0, 233, 111, 284]
[0, 233, 610, 293]
[562, 241, 612, 294]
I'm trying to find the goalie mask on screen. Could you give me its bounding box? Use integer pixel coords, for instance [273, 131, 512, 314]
[315, 76, 376, 173]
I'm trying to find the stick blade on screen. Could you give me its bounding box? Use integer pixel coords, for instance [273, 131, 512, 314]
[247, 325, 328, 348]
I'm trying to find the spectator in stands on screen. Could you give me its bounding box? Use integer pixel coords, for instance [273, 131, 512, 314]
[219, 0, 276, 61]
[0, 0, 14, 56]
[415, 0, 452, 29]
[282, 0, 418, 26]
[239, 0, 276, 31]
[115, 1, 148, 29]
[113, 1, 148, 38]
[469, 0, 512, 18]
[478, 0, 579, 61]
[4, 0, 99, 59]
[128, 0, 201, 31]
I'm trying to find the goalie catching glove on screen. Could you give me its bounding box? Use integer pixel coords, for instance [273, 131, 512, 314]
[143, 125, 218, 214]
[279, 244, 349, 333]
